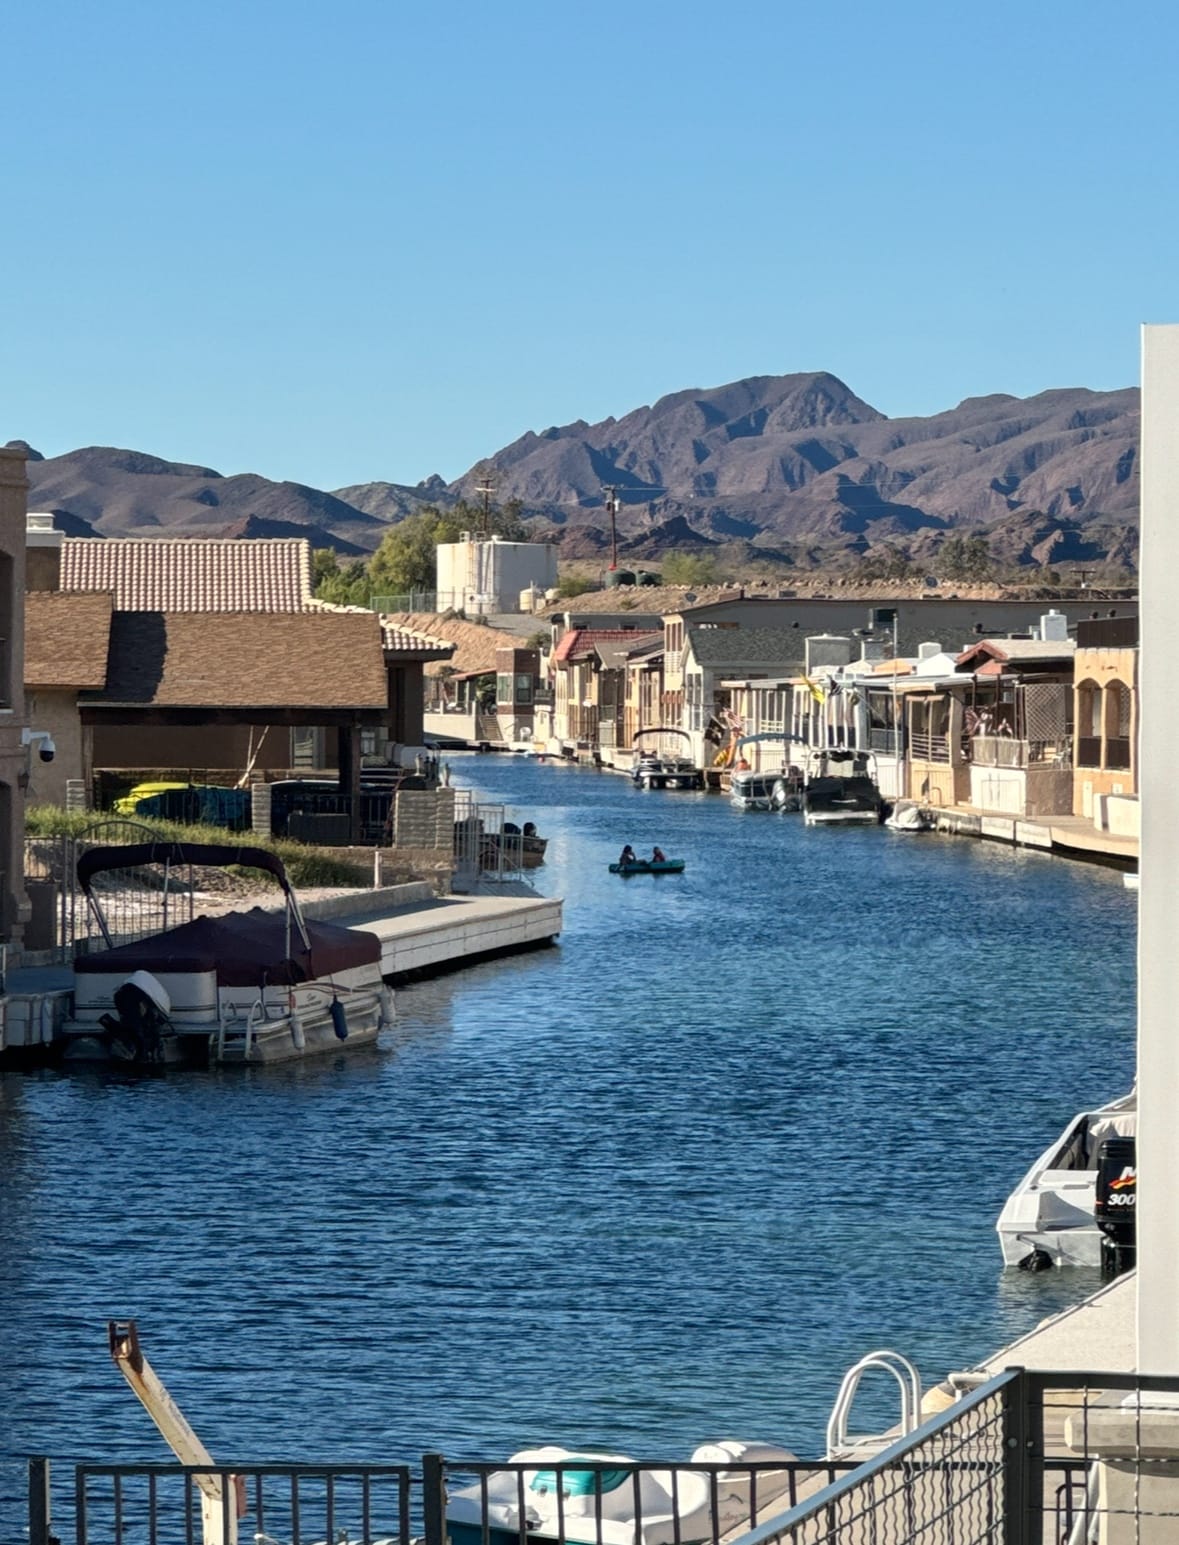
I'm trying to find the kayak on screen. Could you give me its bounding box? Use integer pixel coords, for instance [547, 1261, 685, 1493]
[608, 859, 686, 875]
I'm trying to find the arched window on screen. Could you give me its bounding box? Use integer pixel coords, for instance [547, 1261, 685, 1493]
[1076, 680, 1101, 767]
[1105, 681, 1132, 771]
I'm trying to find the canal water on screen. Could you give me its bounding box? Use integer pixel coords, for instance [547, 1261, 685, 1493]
[0, 755, 1137, 1534]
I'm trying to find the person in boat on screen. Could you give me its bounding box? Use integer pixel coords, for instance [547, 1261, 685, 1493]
[619, 844, 637, 865]
[651, 846, 666, 863]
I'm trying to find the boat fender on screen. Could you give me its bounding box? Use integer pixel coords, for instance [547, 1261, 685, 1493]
[379, 985, 395, 1031]
[289, 1002, 306, 1052]
[330, 997, 349, 1040]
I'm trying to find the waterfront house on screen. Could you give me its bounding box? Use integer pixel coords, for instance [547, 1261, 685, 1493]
[666, 620, 806, 769]
[547, 627, 660, 755]
[25, 526, 453, 804]
[954, 614, 1076, 818]
[1073, 613, 1138, 838]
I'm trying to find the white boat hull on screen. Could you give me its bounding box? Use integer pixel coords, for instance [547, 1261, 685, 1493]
[996, 1090, 1136, 1267]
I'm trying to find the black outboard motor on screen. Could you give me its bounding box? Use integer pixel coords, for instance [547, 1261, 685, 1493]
[1094, 1134, 1136, 1278]
[99, 972, 173, 1066]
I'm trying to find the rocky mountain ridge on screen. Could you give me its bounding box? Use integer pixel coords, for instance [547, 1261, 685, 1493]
[7, 370, 1142, 571]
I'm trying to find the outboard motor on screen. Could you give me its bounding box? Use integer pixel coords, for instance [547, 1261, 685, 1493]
[100, 970, 173, 1066]
[1094, 1134, 1136, 1277]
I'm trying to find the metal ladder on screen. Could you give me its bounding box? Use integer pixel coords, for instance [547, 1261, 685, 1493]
[825, 1349, 923, 1460]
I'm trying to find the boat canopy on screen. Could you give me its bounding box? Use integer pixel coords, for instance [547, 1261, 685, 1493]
[77, 842, 291, 895]
[73, 908, 381, 986]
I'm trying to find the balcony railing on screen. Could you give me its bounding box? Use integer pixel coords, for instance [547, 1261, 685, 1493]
[31, 1370, 1179, 1545]
[969, 735, 1073, 769]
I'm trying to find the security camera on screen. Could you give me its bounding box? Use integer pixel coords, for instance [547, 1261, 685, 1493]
[22, 727, 55, 762]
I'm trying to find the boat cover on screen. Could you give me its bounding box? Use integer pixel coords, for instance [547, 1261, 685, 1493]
[74, 908, 381, 986]
[77, 842, 290, 894]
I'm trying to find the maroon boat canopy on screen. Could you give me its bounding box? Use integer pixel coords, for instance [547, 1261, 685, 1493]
[74, 908, 382, 986]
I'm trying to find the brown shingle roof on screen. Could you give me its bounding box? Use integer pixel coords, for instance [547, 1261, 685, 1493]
[86, 612, 387, 709]
[384, 612, 525, 676]
[61, 537, 314, 611]
[25, 592, 114, 689]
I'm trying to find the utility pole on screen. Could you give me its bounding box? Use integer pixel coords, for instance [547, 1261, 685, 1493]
[604, 486, 619, 571]
[475, 476, 495, 539]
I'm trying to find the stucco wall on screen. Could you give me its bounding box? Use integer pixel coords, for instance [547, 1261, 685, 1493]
[24, 690, 84, 806]
[906, 760, 969, 808]
[970, 762, 1073, 816]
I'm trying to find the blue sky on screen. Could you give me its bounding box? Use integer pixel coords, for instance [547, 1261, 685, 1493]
[2, 1, 1174, 491]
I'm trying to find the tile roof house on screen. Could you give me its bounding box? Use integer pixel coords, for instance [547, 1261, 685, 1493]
[58, 536, 315, 611]
[25, 531, 450, 826]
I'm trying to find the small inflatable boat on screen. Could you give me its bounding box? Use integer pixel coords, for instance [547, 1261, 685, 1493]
[609, 858, 686, 875]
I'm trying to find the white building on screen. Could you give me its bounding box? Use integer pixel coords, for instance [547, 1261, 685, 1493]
[436, 535, 558, 616]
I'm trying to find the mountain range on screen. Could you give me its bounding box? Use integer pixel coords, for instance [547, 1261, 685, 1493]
[7, 370, 1143, 572]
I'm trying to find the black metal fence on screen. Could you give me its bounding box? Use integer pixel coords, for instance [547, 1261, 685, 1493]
[28, 1369, 1179, 1545]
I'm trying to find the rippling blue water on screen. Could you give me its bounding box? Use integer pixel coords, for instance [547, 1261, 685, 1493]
[0, 756, 1137, 1533]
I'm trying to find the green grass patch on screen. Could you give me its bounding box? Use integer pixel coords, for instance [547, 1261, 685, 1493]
[25, 805, 371, 889]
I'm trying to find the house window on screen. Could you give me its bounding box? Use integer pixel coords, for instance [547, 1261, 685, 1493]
[1076, 681, 1101, 768]
[515, 673, 533, 704]
[1106, 681, 1131, 771]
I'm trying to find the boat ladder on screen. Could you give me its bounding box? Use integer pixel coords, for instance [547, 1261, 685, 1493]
[825, 1348, 923, 1460]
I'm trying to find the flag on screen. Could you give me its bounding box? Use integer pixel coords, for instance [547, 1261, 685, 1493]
[802, 673, 825, 704]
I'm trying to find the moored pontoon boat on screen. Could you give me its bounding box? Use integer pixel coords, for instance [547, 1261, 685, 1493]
[59, 841, 393, 1068]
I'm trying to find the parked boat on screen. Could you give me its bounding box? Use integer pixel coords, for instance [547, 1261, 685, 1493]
[446, 1440, 798, 1545]
[730, 766, 803, 812]
[634, 755, 700, 791]
[609, 858, 686, 875]
[884, 799, 936, 832]
[631, 729, 702, 790]
[996, 1086, 1136, 1268]
[59, 841, 393, 1068]
[802, 750, 883, 827]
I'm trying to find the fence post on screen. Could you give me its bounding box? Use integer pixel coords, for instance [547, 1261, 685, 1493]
[422, 1452, 447, 1545]
[28, 1457, 58, 1545]
[1001, 1367, 1032, 1545]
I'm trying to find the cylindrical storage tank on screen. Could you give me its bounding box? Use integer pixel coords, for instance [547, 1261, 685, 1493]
[604, 569, 636, 588]
[637, 570, 661, 586]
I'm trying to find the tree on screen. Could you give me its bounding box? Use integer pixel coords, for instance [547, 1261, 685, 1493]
[939, 533, 994, 582]
[312, 549, 371, 606]
[557, 573, 596, 598]
[365, 507, 464, 597]
[662, 551, 718, 586]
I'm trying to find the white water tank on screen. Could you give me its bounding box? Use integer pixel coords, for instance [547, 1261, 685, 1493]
[1040, 609, 1069, 642]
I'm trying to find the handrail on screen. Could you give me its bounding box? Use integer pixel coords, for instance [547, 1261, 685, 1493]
[825, 1348, 923, 1458]
[738, 1368, 1020, 1545]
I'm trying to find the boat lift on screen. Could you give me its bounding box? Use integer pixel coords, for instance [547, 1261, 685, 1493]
[109, 1320, 244, 1545]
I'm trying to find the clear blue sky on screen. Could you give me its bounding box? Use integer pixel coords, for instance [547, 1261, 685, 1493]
[2, 1, 1174, 491]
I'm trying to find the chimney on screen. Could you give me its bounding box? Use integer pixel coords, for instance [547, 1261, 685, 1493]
[918, 641, 941, 660]
[1039, 608, 1069, 642]
[26, 512, 63, 592]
